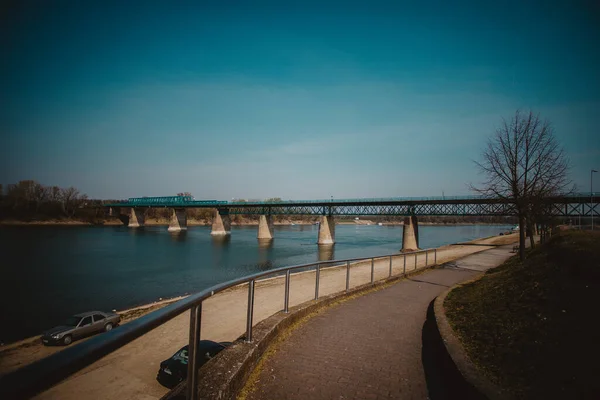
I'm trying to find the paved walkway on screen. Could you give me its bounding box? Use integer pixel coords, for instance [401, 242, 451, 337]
[246, 245, 516, 400]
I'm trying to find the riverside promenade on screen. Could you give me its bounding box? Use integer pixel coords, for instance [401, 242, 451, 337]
[0, 235, 517, 400]
[244, 245, 517, 400]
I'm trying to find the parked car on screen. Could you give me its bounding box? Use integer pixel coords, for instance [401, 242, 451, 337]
[156, 340, 232, 388]
[41, 311, 121, 346]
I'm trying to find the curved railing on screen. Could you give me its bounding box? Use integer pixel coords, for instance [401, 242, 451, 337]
[0, 248, 438, 400]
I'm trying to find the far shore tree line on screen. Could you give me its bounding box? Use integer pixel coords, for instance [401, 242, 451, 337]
[0, 180, 93, 221]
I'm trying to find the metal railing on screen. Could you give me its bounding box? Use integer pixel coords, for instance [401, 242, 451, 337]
[0, 248, 437, 400]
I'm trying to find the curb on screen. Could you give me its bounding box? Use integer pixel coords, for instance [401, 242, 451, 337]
[162, 264, 437, 400]
[434, 278, 512, 400]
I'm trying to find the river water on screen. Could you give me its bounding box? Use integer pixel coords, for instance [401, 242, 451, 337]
[0, 224, 511, 343]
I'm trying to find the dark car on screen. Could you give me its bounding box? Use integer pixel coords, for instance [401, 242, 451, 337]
[156, 340, 232, 388]
[41, 311, 121, 346]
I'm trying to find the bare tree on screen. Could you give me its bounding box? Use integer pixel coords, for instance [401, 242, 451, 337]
[60, 187, 88, 217]
[48, 186, 62, 203]
[6, 180, 36, 210]
[32, 182, 49, 212]
[471, 110, 571, 260]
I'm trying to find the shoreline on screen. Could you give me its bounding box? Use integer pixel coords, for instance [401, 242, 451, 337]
[0, 233, 520, 396]
[0, 232, 517, 351]
[0, 219, 514, 227]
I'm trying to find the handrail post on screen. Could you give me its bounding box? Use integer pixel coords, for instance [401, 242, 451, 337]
[345, 261, 350, 292]
[388, 255, 393, 278]
[284, 270, 291, 313]
[371, 258, 375, 284]
[187, 303, 202, 400]
[315, 264, 320, 300]
[403, 253, 406, 275]
[245, 280, 255, 343]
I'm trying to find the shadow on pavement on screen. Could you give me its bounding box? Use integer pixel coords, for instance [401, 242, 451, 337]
[421, 300, 485, 400]
[407, 278, 450, 288]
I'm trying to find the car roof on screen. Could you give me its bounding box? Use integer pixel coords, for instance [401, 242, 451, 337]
[199, 340, 227, 351]
[73, 311, 105, 318]
[179, 340, 228, 353]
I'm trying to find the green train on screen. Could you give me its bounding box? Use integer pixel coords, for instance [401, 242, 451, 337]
[126, 196, 227, 205]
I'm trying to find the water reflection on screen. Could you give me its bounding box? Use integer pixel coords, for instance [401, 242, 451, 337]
[127, 226, 147, 236]
[258, 239, 274, 268]
[255, 260, 274, 271]
[211, 235, 231, 248]
[169, 230, 188, 242]
[258, 239, 274, 250]
[317, 245, 335, 261]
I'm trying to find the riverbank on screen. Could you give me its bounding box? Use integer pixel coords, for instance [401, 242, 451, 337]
[0, 233, 519, 397]
[1, 224, 514, 344]
[0, 218, 514, 227]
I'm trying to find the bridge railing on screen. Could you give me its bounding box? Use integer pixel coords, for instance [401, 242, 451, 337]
[0, 247, 438, 400]
[252, 195, 486, 204]
[226, 193, 597, 205]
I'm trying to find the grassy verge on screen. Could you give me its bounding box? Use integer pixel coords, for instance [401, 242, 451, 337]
[445, 231, 600, 399]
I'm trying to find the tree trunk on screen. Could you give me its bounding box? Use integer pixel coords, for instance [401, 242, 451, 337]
[527, 220, 535, 249]
[519, 214, 526, 261]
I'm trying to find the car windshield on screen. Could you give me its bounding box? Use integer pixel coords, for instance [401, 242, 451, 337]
[173, 349, 188, 364]
[64, 316, 82, 326]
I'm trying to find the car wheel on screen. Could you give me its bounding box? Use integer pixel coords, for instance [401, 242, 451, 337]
[104, 323, 113, 332]
[63, 335, 72, 345]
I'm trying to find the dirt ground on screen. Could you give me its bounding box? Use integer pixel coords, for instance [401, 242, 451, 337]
[0, 233, 519, 399]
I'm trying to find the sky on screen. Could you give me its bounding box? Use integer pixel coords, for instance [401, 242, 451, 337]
[2, 0, 599, 200]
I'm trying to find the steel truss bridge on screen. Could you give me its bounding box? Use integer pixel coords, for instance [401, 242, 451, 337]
[106, 194, 599, 218]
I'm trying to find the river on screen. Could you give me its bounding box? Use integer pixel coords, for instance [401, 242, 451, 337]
[0, 224, 512, 343]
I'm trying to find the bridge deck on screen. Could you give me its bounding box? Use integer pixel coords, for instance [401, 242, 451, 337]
[104, 194, 599, 217]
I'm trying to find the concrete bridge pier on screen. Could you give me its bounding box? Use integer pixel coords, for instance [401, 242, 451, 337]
[168, 208, 187, 232]
[110, 207, 130, 225]
[317, 215, 335, 245]
[211, 208, 231, 236]
[128, 208, 146, 228]
[401, 215, 419, 252]
[257, 215, 274, 240]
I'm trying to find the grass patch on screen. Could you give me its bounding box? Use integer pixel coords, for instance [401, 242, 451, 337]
[445, 231, 600, 399]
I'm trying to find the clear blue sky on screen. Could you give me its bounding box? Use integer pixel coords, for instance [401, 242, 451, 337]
[2, 0, 599, 200]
